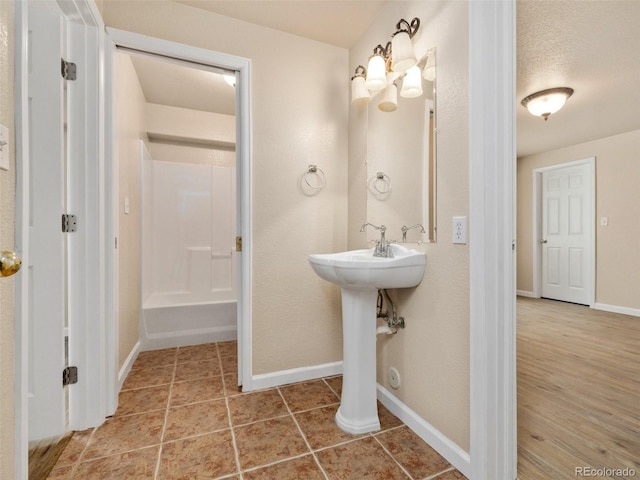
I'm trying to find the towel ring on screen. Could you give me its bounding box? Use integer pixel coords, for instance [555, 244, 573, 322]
[304, 165, 325, 190]
[372, 172, 392, 194]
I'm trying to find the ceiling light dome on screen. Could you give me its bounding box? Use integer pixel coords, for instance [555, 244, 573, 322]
[521, 87, 574, 121]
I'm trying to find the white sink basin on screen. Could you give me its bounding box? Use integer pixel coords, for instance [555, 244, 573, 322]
[308, 244, 425, 434]
[308, 244, 425, 290]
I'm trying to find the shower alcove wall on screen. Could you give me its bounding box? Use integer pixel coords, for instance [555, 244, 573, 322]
[140, 140, 237, 349]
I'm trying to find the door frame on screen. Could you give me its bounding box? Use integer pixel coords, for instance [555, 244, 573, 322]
[104, 28, 253, 390]
[14, 0, 108, 477]
[531, 157, 596, 305]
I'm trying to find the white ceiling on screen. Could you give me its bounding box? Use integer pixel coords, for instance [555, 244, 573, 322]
[130, 1, 640, 158]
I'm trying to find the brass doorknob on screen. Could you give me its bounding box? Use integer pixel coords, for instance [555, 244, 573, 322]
[0, 251, 22, 277]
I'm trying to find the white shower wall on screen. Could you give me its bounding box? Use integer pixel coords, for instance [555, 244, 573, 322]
[140, 141, 237, 348]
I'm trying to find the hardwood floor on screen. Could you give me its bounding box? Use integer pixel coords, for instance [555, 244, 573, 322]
[517, 297, 640, 480]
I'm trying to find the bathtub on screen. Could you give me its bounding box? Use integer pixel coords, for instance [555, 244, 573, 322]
[140, 293, 237, 350]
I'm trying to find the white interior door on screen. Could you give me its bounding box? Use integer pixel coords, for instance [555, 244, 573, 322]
[27, 3, 67, 441]
[541, 162, 593, 305]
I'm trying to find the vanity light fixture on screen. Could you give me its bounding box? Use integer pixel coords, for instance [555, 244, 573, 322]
[391, 18, 420, 73]
[521, 87, 574, 121]
[351, 17, 432, 112]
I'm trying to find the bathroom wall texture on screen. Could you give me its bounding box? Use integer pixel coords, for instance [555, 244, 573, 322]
[103, 1, 348, 375]
[0, 2, 15, 477]
[115, 52, 149, 368]
[349, 1, 471, 452]
[517, 129, 640, 310]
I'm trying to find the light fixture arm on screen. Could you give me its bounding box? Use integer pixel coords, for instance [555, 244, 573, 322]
[351, 65, 367, 81]
[393, 18, 420, 39]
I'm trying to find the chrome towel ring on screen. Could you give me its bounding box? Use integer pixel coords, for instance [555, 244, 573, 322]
[303, 164, 326, 190]
[368, 172, 392, 195]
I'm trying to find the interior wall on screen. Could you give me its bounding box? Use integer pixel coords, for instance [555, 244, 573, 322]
[349, 1, 470, 451]
[517, 129, 640, 310]
[0, 2, 16, 477]
[115, 52, 149, 367]
[103, 1, 348, 375]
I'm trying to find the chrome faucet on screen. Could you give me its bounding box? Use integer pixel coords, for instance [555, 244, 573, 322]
[360, 223, 391, 257]
[401, 224, 426, 242]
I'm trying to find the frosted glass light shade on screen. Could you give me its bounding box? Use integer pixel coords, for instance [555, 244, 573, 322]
[521, 87, 574, 121]
[366, 54, 387, 90]
[391, 31, 417, 72]
[351, 76, 371, 106]
[378, 83, 398, 112]
[423, 51, 436, 81]
[400, 66, 423, 98]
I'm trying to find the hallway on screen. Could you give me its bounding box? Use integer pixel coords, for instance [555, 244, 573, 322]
[517, 298, 640, 479]
[45, 341, 466, 479]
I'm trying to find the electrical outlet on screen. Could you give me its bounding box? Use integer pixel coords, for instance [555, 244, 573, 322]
[388, 367, 401, 389]
[453, 216, 467, 244]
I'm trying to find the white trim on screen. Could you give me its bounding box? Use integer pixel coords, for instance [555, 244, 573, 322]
[248, 361, 343, 391]
[377, 385, 471, 478]
[469, 2, 517, 479]
[117, 341, 141, 391]
[516, 290, 536, 298]
[104, 28, 253, 392]
[592, 303, 640, 318]
[531, 157, 596, 306]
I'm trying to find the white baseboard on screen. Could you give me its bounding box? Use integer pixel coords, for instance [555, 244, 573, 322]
[246, 361, 343, 392]
[592, 303, 640, 318]
[377, 384, 471, 479]
[118, 341, 141, 391]
[516, 290, 536, 298]
[141, 326, 237, 351]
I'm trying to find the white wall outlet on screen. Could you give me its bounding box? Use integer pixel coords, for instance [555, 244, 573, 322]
[0, 124, 9, 171]
[124, 195, 130, 215]
[600, 216, 608, 226]
[453, 216, 467, 244]
[388, 367, 401, 390]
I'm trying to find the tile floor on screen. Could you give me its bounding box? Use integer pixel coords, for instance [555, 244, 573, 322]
[46, 341, 467, 480]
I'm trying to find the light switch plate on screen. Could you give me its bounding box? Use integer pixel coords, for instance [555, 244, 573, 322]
[0, 124, 9, 171]
[124, 195, 130, 215]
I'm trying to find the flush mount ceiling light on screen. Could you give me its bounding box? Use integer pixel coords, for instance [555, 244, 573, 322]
[351, 17, 435, 112]
[521, 87, 574, 121]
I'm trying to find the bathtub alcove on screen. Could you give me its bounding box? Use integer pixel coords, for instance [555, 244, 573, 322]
[140, 141, 237, 350]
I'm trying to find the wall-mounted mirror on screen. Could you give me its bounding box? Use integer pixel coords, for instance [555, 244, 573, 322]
[365, 49, 436, 244]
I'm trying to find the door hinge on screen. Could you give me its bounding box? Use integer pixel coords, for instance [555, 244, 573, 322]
[235, 236, 242, 252]
[62, 214, 77, 233]
[62, 366, 78, 387]
[61, 58, 77, 81]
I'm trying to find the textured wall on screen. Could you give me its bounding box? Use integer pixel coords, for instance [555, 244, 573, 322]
[517, 129, 640, 309]
[103, 1, 348, 374]
[0, 1, 15, 477]
[349, 1, 470, 451]
[115, 52, 148, 367]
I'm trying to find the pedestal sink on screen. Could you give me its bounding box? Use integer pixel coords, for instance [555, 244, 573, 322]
[308, 244, 425, 434]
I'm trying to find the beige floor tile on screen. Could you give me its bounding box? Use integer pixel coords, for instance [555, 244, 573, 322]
[158, 431, 237, 479]
[122, 365, 175, 391]
[279, 380, 340, 412]
[323, 375, 343, 396]
[316, 436, 410, 480]
[433, 469, 468, 479]
[224, 372, 240, 393]
[164, 399, 229, 442]
[378, 401, 403, 431]
[116, 384, 170, 416]
[72, 446, 158, 480]
[243, 455, 325, 480]
[176, 344, 218, 364]
[227, 389, 289, 426]
[294, 405, 362, 450]
[375, 426, 451, 478]
[234, 416, 309, 470]
[53, 428, 94, 466]
[46, 464, 74, 480]
[220, 355, 238, 375]
[83, 411, 165, 460]
[174, 360, 220, 382]
[217, 340, 237, 358]
[132, 348, 177, 370]
[170, 377, 225, 406]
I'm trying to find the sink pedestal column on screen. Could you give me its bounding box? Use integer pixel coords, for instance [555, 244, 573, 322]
[335, 287, 381, 434]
